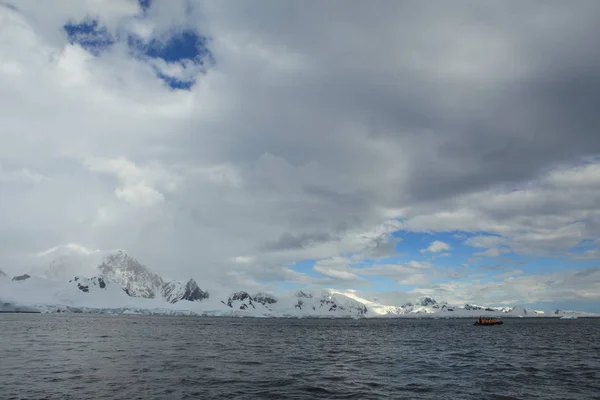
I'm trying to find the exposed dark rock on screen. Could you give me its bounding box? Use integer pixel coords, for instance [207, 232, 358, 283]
[12, 274, 30, 281]
[295, 290, 313, 298]
[226, 291, 255, 309]
[417, 297, 437, 307]
[97, 250, 163, 299]
[162, 279, 209, 303]
[320, 298, 335, 309]
[355, 303, 368, 314]
[253, 292, 277, 306]
[70, 277, 108, 293]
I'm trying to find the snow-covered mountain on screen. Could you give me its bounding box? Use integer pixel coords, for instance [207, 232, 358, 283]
[42, 244, 107, 281]
[218, 290, 368, 317]
[1, 250, 598, 318]
[69, 276, 107, 293]
[162, 279, 209, 303]
[97, 250, 165, 298]
[96, 250, 210, 304]
[0, 268, 7, 277]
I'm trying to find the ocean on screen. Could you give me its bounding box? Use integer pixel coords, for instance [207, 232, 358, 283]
[1, 314, 599, 399]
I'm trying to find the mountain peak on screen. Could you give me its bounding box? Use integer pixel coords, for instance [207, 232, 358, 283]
[0, 269, 7, 277]
[253, 292, 277, 306]
[162, 279, 209, 303]
[417, 296, 437, 306]
[97, 251, 164, 298]
[295, 290, 313, 298]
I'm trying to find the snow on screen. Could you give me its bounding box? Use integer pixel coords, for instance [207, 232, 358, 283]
[162, 279, 209, 303]
[1, 250, 598, 318]
[97, 250, 164, 298]
[2, 274, 597, 318]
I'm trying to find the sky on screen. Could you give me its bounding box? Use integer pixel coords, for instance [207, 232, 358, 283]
[1, 0, 600, 311]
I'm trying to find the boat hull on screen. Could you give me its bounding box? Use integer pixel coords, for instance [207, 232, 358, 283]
[474, 321, 503, 326]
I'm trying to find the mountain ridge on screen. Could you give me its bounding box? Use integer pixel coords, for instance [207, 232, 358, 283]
[1, 250, 598, 317]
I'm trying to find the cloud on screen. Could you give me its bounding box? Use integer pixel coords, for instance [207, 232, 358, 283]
[260, 232, 334, 252]
[359, 263, 432, 285]
[573, 249, 600, 260]
[311, 256, 436, 287]
[0, 165, 44, 184]
[1, 1, 600, 308]
[420, 240, 450, 254]
[465, 235, 506, 249]
[413, 267, 600, 306]
[313, 264, 363, 282]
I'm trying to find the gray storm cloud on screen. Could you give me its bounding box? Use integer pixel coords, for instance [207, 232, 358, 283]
[0, 0, 599, 303]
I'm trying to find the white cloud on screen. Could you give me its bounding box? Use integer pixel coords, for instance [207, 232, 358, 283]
[407, 261, 432, 269]
[83, 156, 181, 207]
[311, 257, 436, 287]
[476, 248, 501, 258]
[420, 240, 450, 253]
[413, 267, 600, 306]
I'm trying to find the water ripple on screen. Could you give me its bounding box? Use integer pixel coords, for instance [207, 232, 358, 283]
[0, 315, 599, 399]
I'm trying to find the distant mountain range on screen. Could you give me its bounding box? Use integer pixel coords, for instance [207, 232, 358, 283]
[0, 251, 597, 318]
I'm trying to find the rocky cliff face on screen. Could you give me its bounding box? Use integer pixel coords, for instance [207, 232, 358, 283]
[93, 251, 209, 303]
[222, 291, 278, 310]
[162, 279, 209, 303]
[12, 274, 30, 281]
[97, 250, 164, 298]
[417, 297, 437, 307]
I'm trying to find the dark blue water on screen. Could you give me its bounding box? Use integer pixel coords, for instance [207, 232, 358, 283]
[1, 315, 599, 399]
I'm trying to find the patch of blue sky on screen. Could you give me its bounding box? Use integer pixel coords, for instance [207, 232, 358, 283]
[138, 0, 152, 12]
[570, 237, 600, 255]
[63, 9, 213, 90]
[63, 19, 115, 56]
[290, 229, 599, 292]
[289, 259, 320, 277]
[155, 72, 194, 90]
[129, 29, 214, 89]
[142, 30, 211, 64]
[392, 230, 489, 256]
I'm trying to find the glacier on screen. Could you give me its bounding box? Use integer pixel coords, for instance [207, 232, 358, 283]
[1, 251, 598, 318]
